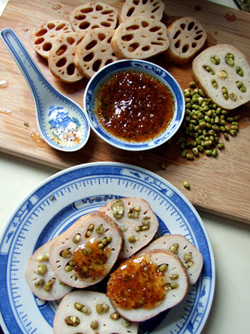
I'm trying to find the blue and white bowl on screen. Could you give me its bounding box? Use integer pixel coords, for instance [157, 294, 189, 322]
[83, 59, 185, 151]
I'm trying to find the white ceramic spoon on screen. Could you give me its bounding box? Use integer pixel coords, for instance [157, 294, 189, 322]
[0, 28, 90, 152]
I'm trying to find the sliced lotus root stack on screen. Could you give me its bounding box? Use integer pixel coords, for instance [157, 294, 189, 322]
[98, 197, 159, 260]
[75, 27, 118, 79]
[111, 15, 169, 59]
[48, 31, 86, 83]
[107, 249, 189, 322]
[192, 44, 250, 109]
[53, 290, 139, 334]
[25, 238, 72, 301]
[139, 234, 203, 285]
[69, 2, 118, 32]
[119, 0, 165, 23]
[30, 20, 73, 59]
[164, 16, 207, 65]
[49, 211, 123, 288]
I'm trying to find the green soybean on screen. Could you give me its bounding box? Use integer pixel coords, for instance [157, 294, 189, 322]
[177, 83, 240, 161]
[183, 181, 190, 190]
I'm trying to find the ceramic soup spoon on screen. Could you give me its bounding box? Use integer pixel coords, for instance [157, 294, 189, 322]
[0, 28, 90, 152]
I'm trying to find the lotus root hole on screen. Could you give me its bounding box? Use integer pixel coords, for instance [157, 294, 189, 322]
[84, 52, 94, 62]
[56, 57, 67, 67]
[77, 37, 84, 45]
[142, 21, 149, 28]
[56, 23, 66, 31]
[150, 26, 161, 32]
[105, 59, 113, 65]
[151, 41, 163, 46]
[173, 30, 181, 39]
[122, 34, 134, 42]
[67, 37, 76, 45]
[47, 23, 55, 30]
[92, 59, 102, 72]
[56, 45, 67, 56]
[152, 6, 160, 14]
[101, 10, 114, 15]
[67, 63, 76, 75]
[182, 44, 189, 53]
[43, 42, 52, 52]
[101, 22, 111, 27]
[35, 37, 44, 45]
[96, 5, 104, 11]
[194, 34, 203, 41]
[79, 21, 91, 30]
[188, 21, 195, 31]
[35, 29, 47, 37]
[127, 24, 140, 31]
[85, 40, 98, 50]
[174, 40, 180, 48]
[180, 23, 186, 30]
[128, 43, 140, 52]
[80, 7, 93, 14]
[75, 14, 86, 20]
[127, 7, 135, 17]
[98, 33, 106, 41]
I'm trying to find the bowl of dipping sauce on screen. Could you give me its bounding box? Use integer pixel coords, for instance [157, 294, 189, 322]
[83, 59, 185, 151]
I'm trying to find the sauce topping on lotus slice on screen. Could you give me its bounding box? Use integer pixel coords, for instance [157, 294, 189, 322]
[72, 238, 112, 280]
[107, 249, 189, 322]
[49, 212, 123, 288]
[107, 255, 168, 310]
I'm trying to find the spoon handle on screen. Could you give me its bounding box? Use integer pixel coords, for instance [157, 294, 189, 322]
[0, 28, 54, 103]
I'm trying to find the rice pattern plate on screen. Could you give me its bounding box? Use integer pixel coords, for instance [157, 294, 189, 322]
[0, 162, 215, 334]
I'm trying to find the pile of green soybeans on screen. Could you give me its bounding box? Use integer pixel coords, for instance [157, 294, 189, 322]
[178, 82, 240, 160]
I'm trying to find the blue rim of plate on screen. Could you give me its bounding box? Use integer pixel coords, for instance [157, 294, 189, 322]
[0, 162, 215, 334]
[83, 60, 185, 151]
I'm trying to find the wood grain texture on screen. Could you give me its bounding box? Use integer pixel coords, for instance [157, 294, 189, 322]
[0, 0, 250, 224]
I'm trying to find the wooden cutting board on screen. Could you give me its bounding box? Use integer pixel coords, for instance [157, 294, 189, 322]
[0, 0, 250, 224]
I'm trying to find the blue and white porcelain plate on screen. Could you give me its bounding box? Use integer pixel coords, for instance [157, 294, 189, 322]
[0, 162, 215, 334]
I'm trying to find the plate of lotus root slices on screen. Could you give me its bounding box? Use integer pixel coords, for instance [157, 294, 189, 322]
[0, 162, 215, 334]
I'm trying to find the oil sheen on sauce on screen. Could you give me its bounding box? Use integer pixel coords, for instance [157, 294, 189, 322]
[95, 71, 175, 142]
[107, 256, 167, 310]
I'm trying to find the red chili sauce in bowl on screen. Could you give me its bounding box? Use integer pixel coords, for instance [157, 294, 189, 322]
[94, 70, 175, 142]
